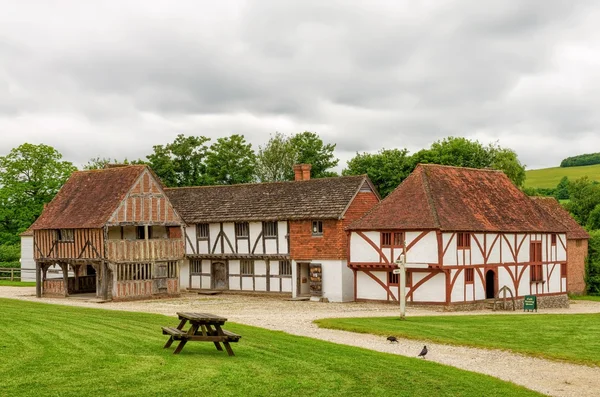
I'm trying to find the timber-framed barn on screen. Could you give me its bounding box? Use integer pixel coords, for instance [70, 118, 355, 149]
[347, 164, 583, 307]
[166, 164, 380, 302]
[30, 165, 185, 301]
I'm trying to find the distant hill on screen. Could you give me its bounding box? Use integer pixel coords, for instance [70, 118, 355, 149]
[525, 164, 600, 189]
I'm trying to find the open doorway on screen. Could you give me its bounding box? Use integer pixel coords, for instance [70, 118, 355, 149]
[297, 262, 310, 296]
[485, 269, 496, 299]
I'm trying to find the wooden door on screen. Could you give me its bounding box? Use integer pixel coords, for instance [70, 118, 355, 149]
[212, 261, 228, 290]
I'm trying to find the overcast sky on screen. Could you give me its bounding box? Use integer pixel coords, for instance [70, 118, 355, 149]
[1, 0, 598, 171]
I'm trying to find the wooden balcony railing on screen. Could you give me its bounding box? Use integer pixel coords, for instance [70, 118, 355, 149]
[106, 239, 184, 262]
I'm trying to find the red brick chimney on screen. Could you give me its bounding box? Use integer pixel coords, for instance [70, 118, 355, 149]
[293, 164, 312, 181]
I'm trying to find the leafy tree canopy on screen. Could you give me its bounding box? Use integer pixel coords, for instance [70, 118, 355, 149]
[205, 134, 256, 185]
[560, 152, 600, 168]
[0, 143, 77, 244]
[343, 148, 412, 197]
[84, 157, 146, 170]
[255, 132, 298, 182]
[564, 176, 600, 226]
[146, 134, 210, 187]
[288, 132, 339, 179]
[554, 176, 570, 200]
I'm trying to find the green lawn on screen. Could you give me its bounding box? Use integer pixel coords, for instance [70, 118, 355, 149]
[0, 299, 539, 397]
[0, 280, 36, 286]
[525, 163, 600, 189]
[315, 314, 600, 366]
[570, 295, 600, 302]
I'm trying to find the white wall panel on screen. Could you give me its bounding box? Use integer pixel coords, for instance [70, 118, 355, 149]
[356, 271, 387, 300]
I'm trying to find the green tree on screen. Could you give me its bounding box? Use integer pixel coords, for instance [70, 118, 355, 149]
[255, 132, 298, 182]
[343, 148, 412, 197]
[555, 176, 570, 200]
[586, 230, 600, 295]
[412, 137, 526, 187]
[288, 132, 339, 179]
[146, 134, 210, 187]
[84, 157, 145, 170]
[0, 143, 77, 244]
[586, 204, 600, 231]
[206, 134, 256, 185]
[564, 177, 600, 226]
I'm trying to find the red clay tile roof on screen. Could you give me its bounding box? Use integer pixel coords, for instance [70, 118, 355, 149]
[531, 197, 589, 240]
[349, 164, 568, 233]
[30, 165, 147, 230]
[166, 175, 376, 223]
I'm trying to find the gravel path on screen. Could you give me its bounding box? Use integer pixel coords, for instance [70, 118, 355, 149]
[3, 287, 600, 397]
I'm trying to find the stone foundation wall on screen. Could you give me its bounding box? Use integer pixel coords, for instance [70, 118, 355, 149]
[408, 294, 570, 312]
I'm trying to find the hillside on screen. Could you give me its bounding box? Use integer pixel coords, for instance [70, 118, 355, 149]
[525, 164, 600, 189]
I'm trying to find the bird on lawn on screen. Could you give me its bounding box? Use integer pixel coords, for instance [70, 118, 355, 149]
[386, 336, 398, 343]
[418, 345, 428, 359]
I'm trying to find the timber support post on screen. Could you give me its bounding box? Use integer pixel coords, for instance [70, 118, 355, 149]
[35, 261, 41, 298]
[60, 263, 69, 297]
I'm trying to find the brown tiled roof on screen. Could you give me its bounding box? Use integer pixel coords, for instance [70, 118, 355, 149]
[531, 197, 590, 240]
[165, 175, 374, 223]
[30, 166, 147, 230]
[349, 164, 567, 233]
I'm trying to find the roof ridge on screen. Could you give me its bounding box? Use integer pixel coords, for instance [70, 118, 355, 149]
[420, 166, 441, 229]
[418, 163, 503, 173]
[165, 174, 367, 191]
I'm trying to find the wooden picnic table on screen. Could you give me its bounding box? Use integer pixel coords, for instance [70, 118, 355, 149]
[162, 312, 241, 356]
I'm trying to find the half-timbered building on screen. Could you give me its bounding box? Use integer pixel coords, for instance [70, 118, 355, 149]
[166, 164, 379, 302]
[30, 165, 185, 301]
[347, 164, 573, 307]
[531, 197, 589, 294]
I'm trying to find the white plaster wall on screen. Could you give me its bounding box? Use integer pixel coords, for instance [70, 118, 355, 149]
[179, 258, 190, 289]
[20, 236, 36, 282]
[249, 222, 262, 254]
[412, 272, 445, 302]
[407, 231, 438, 264]
[488, 234, 501, 263]
[547, 264, 561, 292]
[475, 276, 486, 300]
[471, 234, 485, 264]
[201, 275, 211, 289]
[281, 278, 292, 292]
[229, 276, 240, 290]
[255, 260, 267, 275]
[516, 234, 528, 263]
[269, 261, 279, 275]
[241, 277, 253, 290]
[185, 226, 196, 254]
[291, 260, 298, 298]
[229, 260, 240, 274]
[557, 234, 567, 261]
[498, 266, 514, 293]
[209, 224, 220, 253]
[255, 277, 267, 291]
[451, 269, 464, 302]
[317, 260, 354, 302]
[278, 221, 288, 254]
[222, 223, 235, 254]
[517, 266, 531, 296]
[350, 232, 380, 263]
[442, 233, 457, 265]
[201, 260, 211, 274]
[356, 271, 387, 301]
[265, 239, 277, 253]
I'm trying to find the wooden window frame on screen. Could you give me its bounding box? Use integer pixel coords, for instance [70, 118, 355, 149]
[279, 260, 292, 276]
[530, 264, 543, 282]
[530, 241, 542, 263]
[406, 271, 412, 288]
[457, 232, 471, 250]
[465, 268, 474, 284]
[312, 220, 323, 236]
[136, 226, 147, 240]
[196, 223, 209, 240]
[382, 232, 404, 248]
[235, 222, 249, 239]
[57, 229, 74, 242]
[551, 234, 557, 246]
[263, 221, 278, 239]
[388, 271, 399, 285]
[561, 263, 567, 278]
[240, 260, 254, 276]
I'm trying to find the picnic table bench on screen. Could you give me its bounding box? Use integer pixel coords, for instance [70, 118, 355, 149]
[162, 312, 241, 356]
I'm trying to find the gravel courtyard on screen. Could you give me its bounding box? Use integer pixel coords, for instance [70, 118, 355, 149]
[3, 287, 600, 397]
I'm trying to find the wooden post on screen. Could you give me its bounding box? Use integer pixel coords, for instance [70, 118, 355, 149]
[61, 263, 69, 297]
[73, 265, 80, 293]
[35, 261, 41, 298]
[10, 268, 14, 281]
[101, 261, 109, 301]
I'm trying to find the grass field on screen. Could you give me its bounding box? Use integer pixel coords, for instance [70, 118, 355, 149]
[0, 299, 539, 397]
[315, 314, 600, 366]
[0, 280, 36, 286]
[570, 295, 600, 302]
[525, 163, 600, 189]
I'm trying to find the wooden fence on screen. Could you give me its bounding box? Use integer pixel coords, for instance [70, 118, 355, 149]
[0, 268, 21, 281]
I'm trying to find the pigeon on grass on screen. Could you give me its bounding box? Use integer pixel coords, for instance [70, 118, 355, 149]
[418, 345, 428, 359]
[386, 336, 398, 343]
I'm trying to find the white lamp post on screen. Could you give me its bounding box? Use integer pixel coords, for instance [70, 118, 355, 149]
[395, 253, 406, 320]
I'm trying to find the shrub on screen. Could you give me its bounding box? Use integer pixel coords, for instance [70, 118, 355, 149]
[586, 230, 600, 295]
[0, 244, 20, 262]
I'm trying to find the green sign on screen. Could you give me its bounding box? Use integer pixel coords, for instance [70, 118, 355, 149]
[523, 295, 537, 312]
